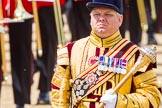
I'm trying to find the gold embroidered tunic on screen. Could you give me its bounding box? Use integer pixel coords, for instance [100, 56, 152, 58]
[51, 30, 161, 108]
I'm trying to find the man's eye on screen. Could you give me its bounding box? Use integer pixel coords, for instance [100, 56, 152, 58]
[93, 14, 100, 17]
[105, 14, 112, 17]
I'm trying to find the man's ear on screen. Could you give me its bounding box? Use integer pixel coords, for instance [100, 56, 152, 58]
[118, 15, 123, 27]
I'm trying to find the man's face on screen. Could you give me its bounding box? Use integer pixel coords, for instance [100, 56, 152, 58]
[90, 7, 123, 38]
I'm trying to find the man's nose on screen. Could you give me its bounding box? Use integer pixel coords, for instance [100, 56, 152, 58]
[98, 15, 106, 21]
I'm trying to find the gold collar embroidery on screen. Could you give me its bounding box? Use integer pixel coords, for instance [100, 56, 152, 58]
[89, 30, 122, 48]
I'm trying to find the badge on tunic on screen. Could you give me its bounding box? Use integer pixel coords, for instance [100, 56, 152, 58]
[73, 72, 98, 98]
[88, 56, 98, 65]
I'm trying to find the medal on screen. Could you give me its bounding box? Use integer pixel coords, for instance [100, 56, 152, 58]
[108, 58, 114, 72]
[121, 59, 127, 74]
[98, 63, 104, 71]
[103, 64, 108, 72]
[103, 57, 108, 71]
[98, 56, 105, 71]
[121, 68, 126, 74]
[99, 56, 105, 63]
[116, 58, 122, 73]
[113, 58, 118, 73]
[117, 58, 122, 73]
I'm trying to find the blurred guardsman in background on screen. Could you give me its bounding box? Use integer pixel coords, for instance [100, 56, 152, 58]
[144, 0, 157, 45]
[120, 0, 159, 46]
[2, 0, 67, 107]
[120, 0, 142, 46]
[65, 0, 91, 41]
[154, 0, 162, 33]
[51, 0, 161, 108]
[2, 0, 33, 108]
[34, 0, 66, 104]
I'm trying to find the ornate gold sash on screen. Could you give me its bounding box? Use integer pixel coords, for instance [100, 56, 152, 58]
[73, 39, 138, 104]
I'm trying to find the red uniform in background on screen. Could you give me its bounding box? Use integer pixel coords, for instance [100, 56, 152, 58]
[2, 0, 65, 18]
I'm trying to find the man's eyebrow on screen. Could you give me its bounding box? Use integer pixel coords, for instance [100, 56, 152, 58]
[91, 10, 99, 13]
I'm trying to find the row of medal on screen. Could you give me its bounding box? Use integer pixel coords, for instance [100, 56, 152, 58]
[98, 56, 127, 74]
